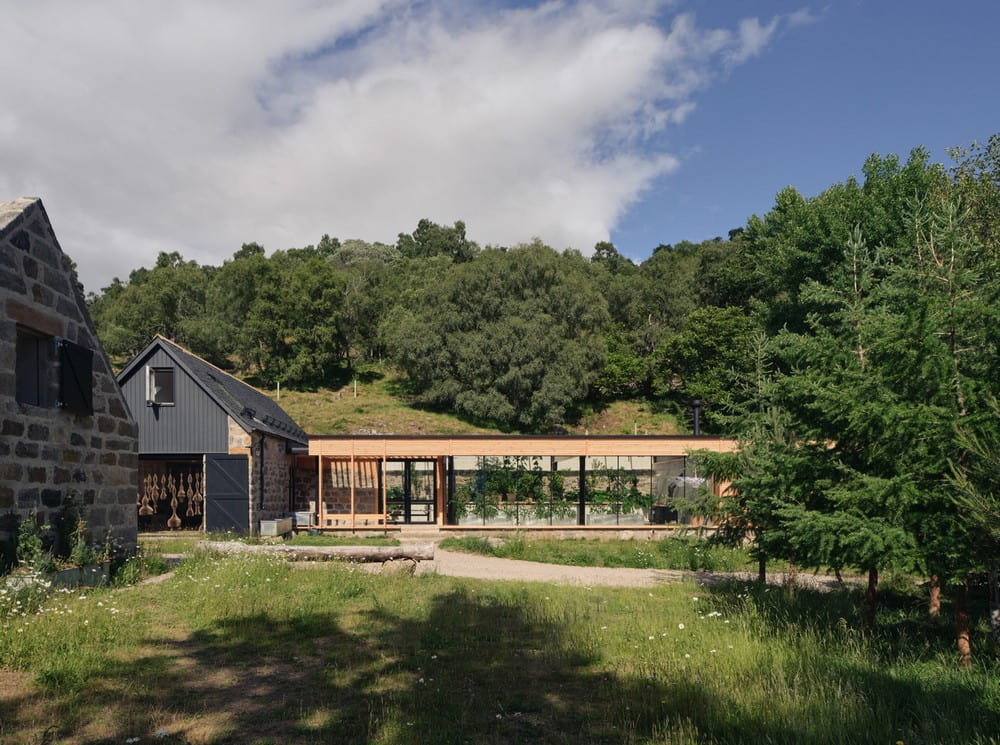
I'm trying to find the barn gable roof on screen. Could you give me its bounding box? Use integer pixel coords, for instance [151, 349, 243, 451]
[118, 335, 307, 446]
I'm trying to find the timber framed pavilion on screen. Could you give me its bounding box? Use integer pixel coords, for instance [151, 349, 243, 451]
[302, 435, 737, 532]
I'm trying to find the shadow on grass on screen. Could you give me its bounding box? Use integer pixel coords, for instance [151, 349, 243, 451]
[3, 580, 999, 744]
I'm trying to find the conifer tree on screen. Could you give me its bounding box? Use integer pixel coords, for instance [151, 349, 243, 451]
[694, 333, 810, 583]
[774, 227, 923, 629]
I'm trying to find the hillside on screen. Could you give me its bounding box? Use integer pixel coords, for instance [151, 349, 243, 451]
[264, 368, 682, 436]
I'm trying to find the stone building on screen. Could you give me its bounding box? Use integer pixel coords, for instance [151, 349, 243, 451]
[117, 336, 307, 535]
[0, 197, 137, 568]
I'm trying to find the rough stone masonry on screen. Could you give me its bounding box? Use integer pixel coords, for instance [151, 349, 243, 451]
[0, 197, 137, 566]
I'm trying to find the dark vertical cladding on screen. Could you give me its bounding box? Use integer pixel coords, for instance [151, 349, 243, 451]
[119, 347, 229, 454]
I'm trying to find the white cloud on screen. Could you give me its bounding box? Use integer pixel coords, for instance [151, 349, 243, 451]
[727, 17, 781, 64]
[0, 1, 787, 293]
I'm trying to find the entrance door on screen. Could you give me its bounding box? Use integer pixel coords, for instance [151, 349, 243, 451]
[204, 454, 249, 534]
[385, 459, 436, 524]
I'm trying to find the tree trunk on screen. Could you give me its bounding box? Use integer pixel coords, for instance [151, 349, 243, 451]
[758, 555, 766, 584]
[955, 576, 972, 669]
[862, 567, 878, 632]
[786, 557, 797, 594]
[929, 573, 941, 618]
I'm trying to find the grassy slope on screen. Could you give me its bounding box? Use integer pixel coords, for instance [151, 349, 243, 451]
[265, 367, 681, 435]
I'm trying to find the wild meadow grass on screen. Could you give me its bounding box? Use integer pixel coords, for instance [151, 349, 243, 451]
[138, 534, 204, 555]
[1, 552, 997, 744]
[440, 535, 756, 572]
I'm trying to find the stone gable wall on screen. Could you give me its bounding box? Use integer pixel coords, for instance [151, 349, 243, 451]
[227, 416, 251, 453]
[0, 198, 137, 564]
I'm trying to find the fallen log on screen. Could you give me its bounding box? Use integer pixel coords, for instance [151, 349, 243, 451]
[197, 541, 434, 563]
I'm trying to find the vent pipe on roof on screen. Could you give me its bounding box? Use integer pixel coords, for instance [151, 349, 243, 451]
[691, 400, 703, 437]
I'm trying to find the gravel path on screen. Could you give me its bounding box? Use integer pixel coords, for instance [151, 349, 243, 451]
[418, 548, 690, 587]
[414, 548, 850, 591]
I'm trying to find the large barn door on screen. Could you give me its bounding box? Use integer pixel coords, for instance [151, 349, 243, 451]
[204, 454, 249, 534]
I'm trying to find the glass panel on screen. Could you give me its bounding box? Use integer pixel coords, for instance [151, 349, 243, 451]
[446, 453, 705, 527]
[384, 460, 436, 524]
[148, 367, 175, 404]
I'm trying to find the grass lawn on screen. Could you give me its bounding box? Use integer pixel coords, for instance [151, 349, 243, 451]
[1, 552, 997, 744]
[139, 535, 204, 555]
[440, 536, 759, 573]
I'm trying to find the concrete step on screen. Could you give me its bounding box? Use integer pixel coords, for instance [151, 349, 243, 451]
[397, 525, 445, 542]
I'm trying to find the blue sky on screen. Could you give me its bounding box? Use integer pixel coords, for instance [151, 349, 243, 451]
[612, 0, 1000, 258]
[1, 1, 997, 292]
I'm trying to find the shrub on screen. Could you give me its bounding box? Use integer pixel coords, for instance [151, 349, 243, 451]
[16, 512, 55, 574]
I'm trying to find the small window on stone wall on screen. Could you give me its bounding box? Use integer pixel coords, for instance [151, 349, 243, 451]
[15, 326, 53, 407]
[147, 366, 175, 405]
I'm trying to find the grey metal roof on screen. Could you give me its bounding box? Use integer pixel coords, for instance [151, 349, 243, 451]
[117, 336, 307, 446]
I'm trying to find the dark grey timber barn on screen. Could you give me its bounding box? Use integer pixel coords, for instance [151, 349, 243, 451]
[117, 336, 307, 535]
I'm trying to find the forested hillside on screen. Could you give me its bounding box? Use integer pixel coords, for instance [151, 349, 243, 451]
[87, 217, 741, 432]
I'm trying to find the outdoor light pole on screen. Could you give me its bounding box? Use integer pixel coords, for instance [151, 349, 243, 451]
[691, 399, 702, 436]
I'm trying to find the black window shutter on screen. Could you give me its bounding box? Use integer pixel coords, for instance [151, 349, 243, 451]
[57, 339, 94, 414]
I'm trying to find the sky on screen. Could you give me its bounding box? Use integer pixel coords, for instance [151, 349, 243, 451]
[2, 0, 998, 295]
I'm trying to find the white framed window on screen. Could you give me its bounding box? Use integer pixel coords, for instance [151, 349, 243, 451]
[147, 366, 175, 405]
